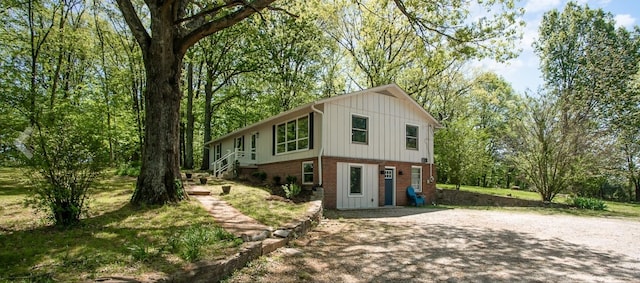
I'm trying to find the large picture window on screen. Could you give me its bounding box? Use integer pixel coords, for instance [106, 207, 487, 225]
[411, 166, 422, 192]
[349, 166, 363, 195]
[406, 124, 419, 150]
[351, 115, 368, 144]
[276, 115, 309, 154]
[302, 161, 313, 184]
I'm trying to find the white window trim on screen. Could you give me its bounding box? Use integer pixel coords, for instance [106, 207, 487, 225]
[302, 161, 314, 185]
[351, 114, 369, 145]
[275, 115, 310, 155]
[406, 123, 419, 150]
[411, 166, 423, 192]
[348, 164, 364, 197]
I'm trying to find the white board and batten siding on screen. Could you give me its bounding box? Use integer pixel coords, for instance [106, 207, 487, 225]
[336, 162, 379, 209]
[324, 91, 435, 163]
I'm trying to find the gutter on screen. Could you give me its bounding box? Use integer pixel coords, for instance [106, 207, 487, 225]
[311, 103, 324, 187]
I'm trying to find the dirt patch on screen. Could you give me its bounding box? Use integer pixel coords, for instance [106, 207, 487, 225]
[225, 208, 640, 282]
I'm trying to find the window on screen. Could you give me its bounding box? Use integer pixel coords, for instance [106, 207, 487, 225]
[406, 125, 419, 150]
[215, 143, 222, 160]
[411, 166, 422, 192]
[235, 136, 244, 156]
[302, 161, 313, 184]
[349, 166, 363, 195]
[250, 134, 257, 160]
[351, 115, 368, 144]
[276, 116, 309, 154]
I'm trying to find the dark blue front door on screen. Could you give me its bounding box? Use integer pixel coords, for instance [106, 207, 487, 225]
[384, 169, 394, 205]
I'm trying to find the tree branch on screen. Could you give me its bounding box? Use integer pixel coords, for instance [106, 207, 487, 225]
[175, 2, 238, 25]
[178, 0, 278, 55]
[115, 0, 151, 54]
[392, 0, 459, 43]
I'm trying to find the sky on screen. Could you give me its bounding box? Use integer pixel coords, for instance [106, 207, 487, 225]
[474, 0, 640, 94]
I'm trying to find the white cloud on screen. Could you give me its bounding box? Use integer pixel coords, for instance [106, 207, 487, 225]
[524, 0, 561, 13]
[614, 14, 636, 28]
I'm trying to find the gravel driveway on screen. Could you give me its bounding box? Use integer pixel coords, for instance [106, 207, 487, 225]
[226, 208, 640, 282]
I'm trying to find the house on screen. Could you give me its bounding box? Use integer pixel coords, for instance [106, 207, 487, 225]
[205, 84, 442, 209]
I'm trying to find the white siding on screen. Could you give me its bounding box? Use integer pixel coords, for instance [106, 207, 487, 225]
[209, 110, 321, 168]
[325, 92, 434, 163]
[336, 162, 378, 209]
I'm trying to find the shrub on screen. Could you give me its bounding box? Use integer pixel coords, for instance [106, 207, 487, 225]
[252, 171, 267, 182]
[22, 103, 109, 226]
[282, 183, 302, 199]
[273, 175, 282, 185]
[286, 175, 297, 185]
[567, 196, 607, 211]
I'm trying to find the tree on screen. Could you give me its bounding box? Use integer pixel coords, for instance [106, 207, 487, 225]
[469, 72, 520, 187]
[115, 0, 277, 205]
[508, 94, 577, 202]
[534, 1, 640, 199]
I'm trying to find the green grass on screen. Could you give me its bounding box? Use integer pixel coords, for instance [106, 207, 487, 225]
[216, 183, 310, 228]
[439, 183, 542, 201]
[438, 183, 640, 219]
[0, 167, 242, 282]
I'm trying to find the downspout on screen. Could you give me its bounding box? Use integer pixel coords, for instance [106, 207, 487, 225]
[427, 124, 435, 183]
[311, 104, 324, 186]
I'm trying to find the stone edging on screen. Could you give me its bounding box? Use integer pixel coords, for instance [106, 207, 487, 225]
[165, 200, 323, 283]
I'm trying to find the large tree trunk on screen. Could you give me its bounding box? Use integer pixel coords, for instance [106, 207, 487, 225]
[131, 9, 184, 205]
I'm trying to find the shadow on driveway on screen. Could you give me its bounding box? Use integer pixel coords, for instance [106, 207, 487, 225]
[228, 214, 640, 282]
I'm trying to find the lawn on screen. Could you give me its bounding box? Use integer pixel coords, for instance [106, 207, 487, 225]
[0, 168, 282, 282]
[215, 182, 310, 228]
[438, 183, 640, 219]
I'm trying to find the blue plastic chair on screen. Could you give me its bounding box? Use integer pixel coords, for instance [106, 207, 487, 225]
[407, 186, 426, 207]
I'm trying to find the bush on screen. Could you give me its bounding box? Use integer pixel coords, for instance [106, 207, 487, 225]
[252, 171, 267, 182]
[567, 196, 607, 211]
[282, 183, 302, 199]
[273, 175, 282, 185]
[22, 103, 109, 226]
[286, 175, 297, 185]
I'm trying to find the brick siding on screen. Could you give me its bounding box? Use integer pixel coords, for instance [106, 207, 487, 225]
[255, 156, 437, 209]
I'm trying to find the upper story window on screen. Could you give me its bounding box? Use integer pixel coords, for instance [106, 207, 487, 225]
[276, 116, 309, 154]
[351, 115, 368, 144]
[406, 124, 418, 150]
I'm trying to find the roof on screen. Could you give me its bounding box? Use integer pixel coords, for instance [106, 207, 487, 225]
[204, 83, 443, 146]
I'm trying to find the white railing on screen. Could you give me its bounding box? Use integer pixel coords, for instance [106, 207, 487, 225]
[212, 149, 244, 177]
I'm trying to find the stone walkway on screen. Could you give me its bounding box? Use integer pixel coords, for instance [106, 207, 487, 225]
[188, 185, 272, 241]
